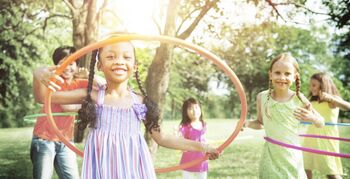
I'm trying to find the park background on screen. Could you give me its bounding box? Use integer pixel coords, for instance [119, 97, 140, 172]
[0, 0, 350, 178]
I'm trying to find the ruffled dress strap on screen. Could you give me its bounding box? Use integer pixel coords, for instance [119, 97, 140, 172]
[130, 91, 148, 121]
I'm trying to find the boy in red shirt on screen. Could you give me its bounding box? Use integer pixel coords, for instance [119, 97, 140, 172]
[31, 46, 87, 179]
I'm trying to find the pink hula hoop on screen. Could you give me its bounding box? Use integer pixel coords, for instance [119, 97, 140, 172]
[264, 137, 350, 158]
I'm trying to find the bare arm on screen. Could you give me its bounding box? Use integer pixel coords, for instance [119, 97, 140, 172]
[294, 101, 325, 128]
[321, 92, 350, 111]
[245, 93, 264, 130]
[33, 66, 63, 103]
[50, 89, 88, 104]
[33, 66, 90, 104]
[60, 104, 82, 112]
[150, 129, 208, 152]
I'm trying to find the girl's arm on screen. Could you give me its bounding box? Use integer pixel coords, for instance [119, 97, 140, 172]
[50, 89, 87, 104]
[60, 104, 82, 112]
[320, 92, 350, 111]
[245, 93, 264, 130]
[294, 104, 325, 128]
[33, 66, 88, 104]
[33, 66, 64, 103]
[149, 129, 219, 159]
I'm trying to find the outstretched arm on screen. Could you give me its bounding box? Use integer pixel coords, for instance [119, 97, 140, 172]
[33, 66, 64, 103]
[320, 91, 350, 111]
[245, 93, 264, 130]
[33, 66, 88, 104]
[149, 129, 219, 160]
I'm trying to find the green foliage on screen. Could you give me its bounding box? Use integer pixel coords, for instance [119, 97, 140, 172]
[163, 48, 224, 120]
[0, 0, 72, 127]
[215, 22, 340, 118]
[321, 0, 350, 119]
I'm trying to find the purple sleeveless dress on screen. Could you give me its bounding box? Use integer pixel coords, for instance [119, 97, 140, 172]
[81, 86, 156, 179]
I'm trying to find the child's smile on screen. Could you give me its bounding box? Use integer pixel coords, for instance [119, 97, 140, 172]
[98, 42, 136, 83]
[269, 60, 296, 90]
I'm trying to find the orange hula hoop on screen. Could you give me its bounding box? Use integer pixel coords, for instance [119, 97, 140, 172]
[44, 34, 247, 173]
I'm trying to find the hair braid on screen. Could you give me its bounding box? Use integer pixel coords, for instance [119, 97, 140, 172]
[77, 50, 98, 137]
[265, 79, 273, 119]
[295, 75, 310, 109]
[134, 67, 160, 133]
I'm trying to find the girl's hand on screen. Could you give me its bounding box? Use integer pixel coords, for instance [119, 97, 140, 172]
[202, 143, 220, 160]
[293, 107, 317, 122]
[38, 66, 64, 92]
[319, 91, 334, 103]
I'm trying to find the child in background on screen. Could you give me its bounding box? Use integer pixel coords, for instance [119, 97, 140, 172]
[303, 72, 350, 179]
[244, 53, 324, 178]
[31, 46, 87, 179]
[36, 39, 219, 179]
[179, 97, 208, 179]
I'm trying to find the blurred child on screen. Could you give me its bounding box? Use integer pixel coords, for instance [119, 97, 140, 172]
[31, 46, 87, 179]
[179, 98, 208, 179]
[244, 53, 324, 178]
[303, 72, 350, 179]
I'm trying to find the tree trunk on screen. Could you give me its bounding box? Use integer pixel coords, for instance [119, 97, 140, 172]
[69, 0, 101, 142]
[70, 0, 99, 67]
[144, 0, 179, 158]
[144, 0, 220, 158]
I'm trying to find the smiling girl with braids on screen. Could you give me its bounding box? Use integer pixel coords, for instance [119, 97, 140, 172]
[244, 53, 324, 178]
[36, 38, 219, 178]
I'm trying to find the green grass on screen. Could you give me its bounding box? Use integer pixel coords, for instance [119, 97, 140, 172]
[0, 119, 349, 178]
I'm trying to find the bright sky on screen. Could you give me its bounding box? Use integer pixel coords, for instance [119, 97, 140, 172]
[99, 0, 161, 37]
[98, 0, 333, 37]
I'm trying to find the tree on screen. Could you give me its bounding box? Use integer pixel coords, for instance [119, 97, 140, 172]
[215, 22, 335, 117]
[144, 0, 221, 155]
[323, 0, 350, 119]
[0, 0, 71, 127]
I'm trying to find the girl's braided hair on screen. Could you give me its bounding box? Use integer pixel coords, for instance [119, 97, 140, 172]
[265, 53, 309, 118]
[76, 41, 160, 142]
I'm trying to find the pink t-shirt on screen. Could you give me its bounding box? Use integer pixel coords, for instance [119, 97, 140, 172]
[179, 122, 208, 172]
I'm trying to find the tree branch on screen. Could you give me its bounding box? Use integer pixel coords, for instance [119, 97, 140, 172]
[152, 13, 163, 34]
[43, 13, 72, 32]
[96, 0, 109, 29]
[177, 0, 220, 39]
[271, 1, 329, 16]
[62, 0, 76, 12]
[175, 6, 202, 36]
[265, 0, 287, 22]
[265, 0, 330, 23]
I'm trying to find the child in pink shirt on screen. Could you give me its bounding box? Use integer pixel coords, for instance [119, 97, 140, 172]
[179, 97, 208, 179]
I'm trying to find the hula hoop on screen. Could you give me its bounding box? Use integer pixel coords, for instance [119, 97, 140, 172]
[44, 34, 247, 173]
[264, 137, 350, 158]
[301, 121, 350, 127]
[300, 134, 350, 142]
[23, 112, 78, 123]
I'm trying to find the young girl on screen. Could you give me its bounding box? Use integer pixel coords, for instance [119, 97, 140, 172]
[37, 40, 219, 179]
[178, 98, 208, 179]
[244, 53, 324, 178]
[303, 72, 350, 179]
[31, 46, 87, 179]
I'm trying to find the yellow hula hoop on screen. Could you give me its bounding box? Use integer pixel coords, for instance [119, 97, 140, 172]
[44, 34, 247, 173]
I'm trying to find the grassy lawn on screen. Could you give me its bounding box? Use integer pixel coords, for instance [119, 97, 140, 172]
[0, 119, 349, 178]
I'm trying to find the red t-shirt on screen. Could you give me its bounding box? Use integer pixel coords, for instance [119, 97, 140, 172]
[33, 79, 88, 141]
